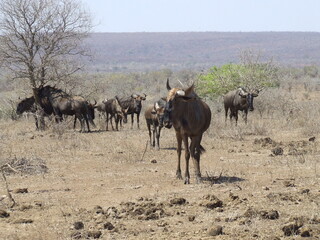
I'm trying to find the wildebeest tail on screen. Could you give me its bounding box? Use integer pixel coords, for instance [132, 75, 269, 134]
[199, 145, 206, 154]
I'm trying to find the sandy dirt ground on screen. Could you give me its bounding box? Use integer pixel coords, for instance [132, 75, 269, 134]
[0, 114, 320, 239]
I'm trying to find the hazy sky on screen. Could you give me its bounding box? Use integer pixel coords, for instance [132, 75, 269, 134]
[83, 0, 320, 33]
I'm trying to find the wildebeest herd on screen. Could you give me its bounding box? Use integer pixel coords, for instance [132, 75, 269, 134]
[16, 80, 259, 184]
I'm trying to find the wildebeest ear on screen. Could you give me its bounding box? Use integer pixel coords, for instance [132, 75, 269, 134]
[151, 109, 157, 114]
[131, 94, 138, 98]
[166, 78, 171, 91]
[252, 92, 259, 97]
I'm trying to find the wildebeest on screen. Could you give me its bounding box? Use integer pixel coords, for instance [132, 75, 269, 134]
[103, 97, 128, 131]
[16, 96, 53, 130]
[36, 85, 94, 132]
[223, 87, 259, 125]
[144, 98, 166, 150]
[162, 79, 211, 184]
[73, 99, 97, 129]
[118, 94, 146, 129]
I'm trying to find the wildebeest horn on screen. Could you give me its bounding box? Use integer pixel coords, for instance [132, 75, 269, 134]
[93, 99, 97, 106]
[155, 102, 160, 110]
[185, 82, 195, 96]
[166, 78, 171, 91]
[143, 93, 147, 97]
[238, 87, 247, 97]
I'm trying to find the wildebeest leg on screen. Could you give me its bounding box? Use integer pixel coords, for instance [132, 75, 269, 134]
[191, 136, 202, 184]
[130, 113, 134, 129]
[115, 115, 119, 131]
[136, 113, 140, 129]
[224, 106, 229, 125]
[156, 126, 161, 150]
[84, 114, 90, 132]
[183, 135, 191, 184]
[147, 122, 152, 146]
[33, 115, 39, 130]
[175, 131, 183, 180]
[110, 114, 115, 130]
[234, 110, 239, 126]
[73, 116, 77, 129]
[152, 123, 156, 147]
[244, 110, 248, 124]
[105, 113, 109, 131]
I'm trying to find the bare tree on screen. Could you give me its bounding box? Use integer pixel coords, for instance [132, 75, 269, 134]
[238, 49, 279, 91]
[0, 0, 92, 129]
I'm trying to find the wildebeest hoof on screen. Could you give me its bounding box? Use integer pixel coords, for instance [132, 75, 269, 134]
[176, 171, 182, 180]
[196, 176, 203, 184]
[184, 177, 190, 184]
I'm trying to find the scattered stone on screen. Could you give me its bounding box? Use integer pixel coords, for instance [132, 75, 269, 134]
[282, 223, 301, 236]
[0, 209, 10, 218]
[70, 231, 82, 239]
[300, 189, 310, 194]
[170, 197, 186, 205]
[201, 195, 223, 209]
[188, 215, 195, 222]
[104, 222, 115, 230]
[87, 230, 102, 239]
[73, 221, 84, 230]
[106, 207, 118, 218]
[254, 137, 275, 147]
[150, 159, 157, 164]
[272, 147, 283, 156]
[93, 206, 104, 214]
[13, 188, 28, 194]
[300, 227, 312, 237]
[243, 208, 258, 218]
[208, 225, 223, 236]
[283, 181, 295, 187]
[19, 204, 33, 211]
[309, 136, 316, 142]
[229, 192, 239, 201]
[13, 218, 33, 224]
[260, 210, 279, 220]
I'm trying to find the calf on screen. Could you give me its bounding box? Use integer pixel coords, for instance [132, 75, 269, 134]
[104, 97, 128, 131]
[145, 99, 166, 150]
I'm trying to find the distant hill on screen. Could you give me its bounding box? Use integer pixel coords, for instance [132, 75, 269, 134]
[84, 32, 320, 72]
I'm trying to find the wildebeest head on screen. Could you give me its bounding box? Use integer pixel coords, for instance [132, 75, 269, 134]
[87, 100, 97, 120]
[151, 100, 166, 128]
[16, 96, 35, 115]
[238, 87, 259, 111]
[163, 78, 196, 129]
[130, 93, 146, 113]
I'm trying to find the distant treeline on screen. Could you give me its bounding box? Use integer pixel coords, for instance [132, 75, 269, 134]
[84, 32, 320, 72]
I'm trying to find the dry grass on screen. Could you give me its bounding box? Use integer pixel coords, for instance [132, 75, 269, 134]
[1, 79, 320, 239]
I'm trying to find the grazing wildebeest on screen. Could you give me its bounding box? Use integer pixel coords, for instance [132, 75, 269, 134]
[16, 96, 53, 130]
[36, 85, 93, 132]
[103, 97, 128, 131]
[144, 98, 166, 150]
[223, 87, 259, 125]
[73, 99, 97, 129]
[162, 79, 211, 184]
[118, 94, 146, 129]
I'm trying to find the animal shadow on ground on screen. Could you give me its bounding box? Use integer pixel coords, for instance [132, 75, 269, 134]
[202, 174, 245, 185]
[161, 147, 177, 151]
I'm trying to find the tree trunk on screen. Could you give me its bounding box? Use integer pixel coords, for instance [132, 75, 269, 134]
[32, 88, 46, 131]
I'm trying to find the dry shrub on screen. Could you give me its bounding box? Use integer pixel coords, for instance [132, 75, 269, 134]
[2, 156, 48, 175]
